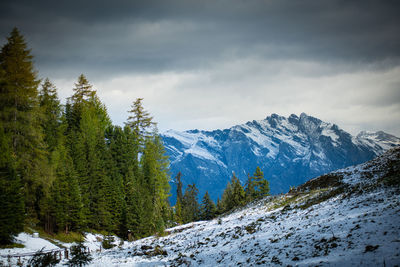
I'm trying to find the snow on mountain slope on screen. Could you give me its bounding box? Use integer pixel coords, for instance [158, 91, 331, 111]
[2, 148, 398, 266]
[85, 147, 400, 266]
[162, 113, 400, 202]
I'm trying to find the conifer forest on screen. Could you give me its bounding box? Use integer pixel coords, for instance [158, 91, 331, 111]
[0, 28, 270, 245]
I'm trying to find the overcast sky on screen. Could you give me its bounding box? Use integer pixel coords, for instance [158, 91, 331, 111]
[1, 0, 400, 136]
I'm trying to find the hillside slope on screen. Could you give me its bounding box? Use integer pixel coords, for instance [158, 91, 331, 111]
[88, 147, 400, 266]
[3, 148, 398, 266]
[162, 113, 400, 202]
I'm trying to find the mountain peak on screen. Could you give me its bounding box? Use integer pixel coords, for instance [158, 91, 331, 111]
[161, 114, 399, 202]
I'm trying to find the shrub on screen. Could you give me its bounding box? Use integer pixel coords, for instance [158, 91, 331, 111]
[101, 235, 115, 250]
[65, 243, 92, 266]
[27, 248, 60, 267]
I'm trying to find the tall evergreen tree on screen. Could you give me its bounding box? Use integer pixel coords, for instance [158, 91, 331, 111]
[245, 174, 255, 202]
[105, 125, 141, 237]
[71, 74, 96, 104]
[66, 74, 97, 133]
[176, 172, 183, 203]
[220, 173, 246, 213]
[125, 98, 155, 147]
[246, 167, 269, 201]
[37, 78, 65, 232]
[0, 28, 41, 153]
[174, 172, 183, 224]
[201, 191, 216, 220]
[140, 134, 171, 234]
[65, 75, 114, 230]
[0, 27, 47, 223]
[182, 183, 200, 223]
[0, 125, 24, 244]
[220, 179, 233, 213]
[39, 78, 62, 153]
[231, 173, 246, 207]
[50, 148, 83, 233]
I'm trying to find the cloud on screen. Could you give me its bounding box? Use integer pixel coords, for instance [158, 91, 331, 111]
[1, 0, 400, 79]
[1, 0, 400, 136]
[51, 58, 400, 136]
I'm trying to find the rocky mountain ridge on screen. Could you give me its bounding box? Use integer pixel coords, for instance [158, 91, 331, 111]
[161, 113, 400, 201]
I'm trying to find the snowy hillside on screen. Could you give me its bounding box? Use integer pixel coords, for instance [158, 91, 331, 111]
[162, 113, 400, 202]
[90, 147, 400, 266]
[2, 148, 399, 266]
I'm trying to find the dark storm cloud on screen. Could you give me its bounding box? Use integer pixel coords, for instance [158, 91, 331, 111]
[0, 0, 399, 78]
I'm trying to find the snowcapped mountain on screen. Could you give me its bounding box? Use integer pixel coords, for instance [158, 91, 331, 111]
[161, 113, 400, 202]
[91, 147, 400, 266]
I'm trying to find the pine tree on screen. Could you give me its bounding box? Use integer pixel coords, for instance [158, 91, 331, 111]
[216, 198, 223, 215]
[0, 27, 47, 223]
[79, 104, 111, 230]
[220, 179, 233, 212]
[105, 125, 141, 237]
[175, 198, 183, 224]
[66, 74, 98, 133]
[37, 78, 65, 233]
[201, 191, 216, 220]
[182, 183, 200, 223]
[65, 76, 113, 231]
[219, 173, 246, 213]
[71, 74, 96, 104]
[246, 167, 269, 201]
[176, 172, 183, 203]
[174, 172, 183, 224]
[140, 134, 171, 234]
[0, 125, 24, 244]
[245, 174, 255, 202]
[231, 173, 246, 207]
[0, 28, 41, 153]
[125, 98, 155, 148]
[39, 78, 62, 153]
[50, 149, 83, 233]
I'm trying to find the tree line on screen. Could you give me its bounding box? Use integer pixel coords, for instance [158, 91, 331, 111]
[174, 166, 270, 224]
[0, 28, 171, 244]
[0, 28, 270, 245]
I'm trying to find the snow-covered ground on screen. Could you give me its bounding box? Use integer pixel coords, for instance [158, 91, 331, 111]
[2, 148, 400, 266]
[0, 233, 59, 256]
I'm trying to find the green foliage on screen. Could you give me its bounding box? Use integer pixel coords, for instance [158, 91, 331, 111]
[27, 248, 60, 267]
[201, 192, 216, 220]
[0, 29, 174, 241]
[181, 184, 200, 223]
[174, 172, 184, 224]
[246, 167, 270, 201]
[39, 78, 62, 153]
[125, 98, 156, 146]
[0, 138, 23, 242]
[220, 173, 246, 213]
[0, 27, 48, 226]
[50, 148, 83, 233]
[52, 232, 84, 243]
[65, 243, 92, 267]
[139, 134, 171, 235]
[102, 235, 116, 249]
[176, 172, 183, 202]
[0, 243, 25, 249]
[0, 96, 24, 246]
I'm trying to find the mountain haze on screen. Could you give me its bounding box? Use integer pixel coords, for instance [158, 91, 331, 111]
[162, 113, 400, 202]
